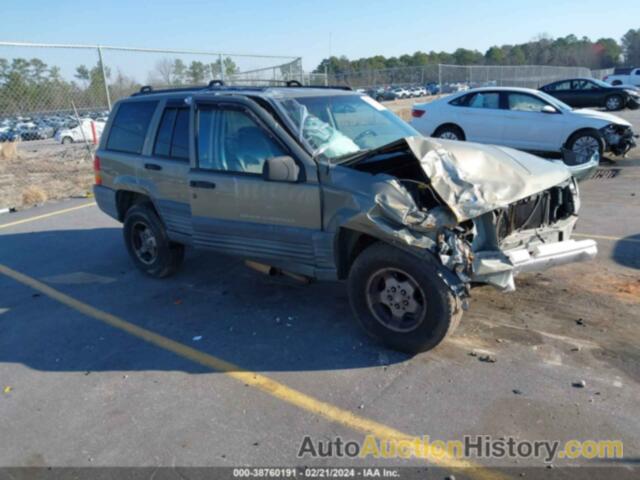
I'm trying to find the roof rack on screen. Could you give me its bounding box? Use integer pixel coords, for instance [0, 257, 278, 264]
[132, 81, 352, 97]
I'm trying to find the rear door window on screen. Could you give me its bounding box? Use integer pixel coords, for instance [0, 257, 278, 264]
[153, 107, 189, 160]
[107, 101, 157, 154]
[548, 81, 571, 91]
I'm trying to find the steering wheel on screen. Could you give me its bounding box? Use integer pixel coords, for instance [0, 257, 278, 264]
[354, 129, 378, 146]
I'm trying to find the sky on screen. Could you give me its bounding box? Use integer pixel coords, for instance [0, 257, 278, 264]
[1, 0, 639, 81]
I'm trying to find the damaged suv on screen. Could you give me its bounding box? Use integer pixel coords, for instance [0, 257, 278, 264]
[94, 83, 597, 353]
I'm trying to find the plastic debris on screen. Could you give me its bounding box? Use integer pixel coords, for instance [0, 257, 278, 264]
[572, 380, 586, 388]
[3, 386, 12, 394]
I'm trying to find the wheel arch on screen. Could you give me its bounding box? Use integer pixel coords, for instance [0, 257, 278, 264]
[334, 228, 380, 280]
[564, 127, 605, 150]
[432, 123, 466, 140]
[115, 190, 158, 222]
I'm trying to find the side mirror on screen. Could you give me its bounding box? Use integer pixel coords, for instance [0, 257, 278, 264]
[262, 156, 300, 182]
[542, 105, 557, 114]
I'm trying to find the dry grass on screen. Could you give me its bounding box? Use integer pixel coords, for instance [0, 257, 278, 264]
[21, 185, 48, 206]
[0, 141, 93, 209]
[0, 141, 19, 161]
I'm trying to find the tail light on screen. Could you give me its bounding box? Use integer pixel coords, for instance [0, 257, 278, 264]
[412, 109, 426, 118]
[93, 155, 102, 185]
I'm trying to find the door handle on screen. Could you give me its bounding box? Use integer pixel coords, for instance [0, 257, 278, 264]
[144, 163, 162, 171]
[189, 180, 216, 189]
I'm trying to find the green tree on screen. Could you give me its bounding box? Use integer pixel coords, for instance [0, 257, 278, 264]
[187, 61, 207, 84]
[621, 28, 640, 65]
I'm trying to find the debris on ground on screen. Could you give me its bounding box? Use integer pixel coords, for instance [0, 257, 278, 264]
[3, 386, 12, 394]
[192, 336, 203, 342]
[512, 389, 523, 395]
[576, 318, 585, 326]
[572, 380, 586, 388]
[478, 354, 497, 363]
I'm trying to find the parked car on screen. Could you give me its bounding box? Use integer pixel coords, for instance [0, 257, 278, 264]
[409, 86, 427, 97]
[603, 67, 640, 87]
[54, 119, 105, 144]
[93, 83, 596, 353]
[391, 87, 411, 99]
[540, 78, 640, 111]
[426, 83, 440, 95]
[410, 87, 636, 177]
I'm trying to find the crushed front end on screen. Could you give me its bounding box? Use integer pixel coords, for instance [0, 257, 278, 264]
[602, 124, 637, 156]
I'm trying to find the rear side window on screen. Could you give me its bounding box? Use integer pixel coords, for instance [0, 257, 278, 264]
[547, 81, 571, 91]
[153, 107, 189, 160]
[466, 92, 500, 109]
[107, 101, 157, 154]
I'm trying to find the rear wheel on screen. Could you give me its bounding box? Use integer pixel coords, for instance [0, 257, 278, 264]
[566, 129, 604, 162]
[605, 95, 623, 111]
[123, 203, 184, 278]
[433, 124, 465, 141]
[61, 136, 73, 144]
[348, 243, 462, 354]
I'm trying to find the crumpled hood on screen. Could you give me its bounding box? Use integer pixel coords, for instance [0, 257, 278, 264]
[571, 108, 632, 126]
[404, 136, 571, 221]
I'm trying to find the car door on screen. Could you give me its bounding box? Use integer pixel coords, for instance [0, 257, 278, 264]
[141, 100, 193, 236]
[543, 80, 573, 105]
[451, 91, 504, 143]
[572, 79, 603, 108]
[188, 98, 322, 269]
[500, 92, 566, 151]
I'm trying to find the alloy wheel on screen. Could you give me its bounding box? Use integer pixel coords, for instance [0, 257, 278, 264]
[365, 268, 427, 333]
[131, 221, 158, 265]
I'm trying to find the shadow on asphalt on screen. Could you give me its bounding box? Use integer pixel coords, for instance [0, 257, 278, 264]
[0, 228, 409, 375]
[612, 234, 640, 270]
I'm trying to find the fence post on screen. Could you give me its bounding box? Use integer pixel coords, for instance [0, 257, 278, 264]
[97, 46, 112, 110]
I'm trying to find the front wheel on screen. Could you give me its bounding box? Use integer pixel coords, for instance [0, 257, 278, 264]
[566, 130, 604, 163]
[348, 243, 462, 354]
[123, 203, 184, 278]
[61, 136, 73, 144]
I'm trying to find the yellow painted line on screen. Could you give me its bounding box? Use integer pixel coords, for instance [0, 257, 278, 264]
[0, 262, 504, 480]
[573, 232, 640, 244]
[0, 202, 96, 230]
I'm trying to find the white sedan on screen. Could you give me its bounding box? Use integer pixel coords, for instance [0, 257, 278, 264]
[410, 87, 636, 162]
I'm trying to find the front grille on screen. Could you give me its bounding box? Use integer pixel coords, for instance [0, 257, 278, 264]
[495, 185, 575, 241]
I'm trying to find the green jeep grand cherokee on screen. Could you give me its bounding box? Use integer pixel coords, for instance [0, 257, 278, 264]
[94, 82, 596, 353]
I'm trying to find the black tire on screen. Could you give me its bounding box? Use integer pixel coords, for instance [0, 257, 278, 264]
[61, 136, 73, 145]
[433, 124, 465, 141]
[123, 203, 184, 278]
[566, 129, 604, 161]
[611, 80, 622, 86]
[605, 94, 624, 111]
[347, 243, 462, 354]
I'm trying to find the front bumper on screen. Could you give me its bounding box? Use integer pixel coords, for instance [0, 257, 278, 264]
[602, 125, 637, 156]
[506, 239, 598, 274]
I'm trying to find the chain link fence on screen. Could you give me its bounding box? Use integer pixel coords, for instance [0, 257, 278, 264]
[329, 64, 593, 90]
[0, 41, 309, 209]
[0, 41, 606, 210]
